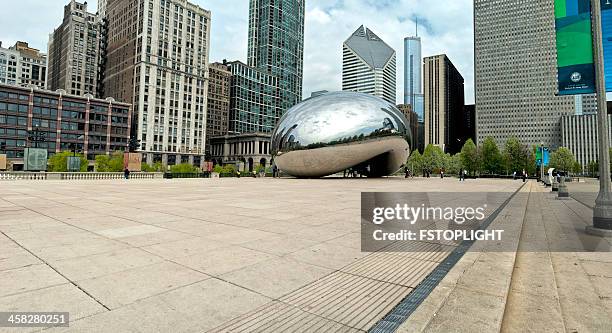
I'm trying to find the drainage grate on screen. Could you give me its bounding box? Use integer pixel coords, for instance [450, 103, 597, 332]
[368, 184, 525, 333]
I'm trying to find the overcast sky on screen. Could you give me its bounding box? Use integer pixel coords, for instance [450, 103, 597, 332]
[0, 0, 474, 104]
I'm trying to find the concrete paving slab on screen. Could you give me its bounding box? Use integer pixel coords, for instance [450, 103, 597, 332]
[0, 284, 106, 321]
[1, 264, 67, 297]
[220, 257, 333, 298]
[76, 261, 209, 309]
[173, 245, 277, 276]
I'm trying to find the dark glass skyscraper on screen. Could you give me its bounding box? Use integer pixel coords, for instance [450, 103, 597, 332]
[247, 0, 305, 112]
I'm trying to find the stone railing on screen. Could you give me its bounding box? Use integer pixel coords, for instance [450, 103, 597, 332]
[0, 172, 164, 181]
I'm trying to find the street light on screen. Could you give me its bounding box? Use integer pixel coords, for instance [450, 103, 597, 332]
[589, 0, 612, 235]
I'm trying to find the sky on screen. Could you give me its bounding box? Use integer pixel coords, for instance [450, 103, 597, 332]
[0, 0, 475, 104]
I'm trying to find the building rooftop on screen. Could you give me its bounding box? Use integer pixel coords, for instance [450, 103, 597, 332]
[344, 25, 395, 69]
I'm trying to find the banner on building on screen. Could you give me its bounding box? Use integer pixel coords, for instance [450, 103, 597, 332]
[555, 0, 596, 95]
[124, 152, 142, 172]
[601, 0, 612, 91]
[23, 148, 48, 171]
[0, 154, 7, 170]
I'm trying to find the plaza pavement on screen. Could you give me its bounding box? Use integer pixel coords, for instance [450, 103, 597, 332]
[0, 177, 521, 333]
[0, 177, 610, 332]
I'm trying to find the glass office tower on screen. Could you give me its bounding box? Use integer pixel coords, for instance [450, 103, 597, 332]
[404, 36, 424, 122]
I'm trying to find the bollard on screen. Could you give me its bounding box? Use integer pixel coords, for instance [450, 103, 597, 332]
[558, 175, 569, 199]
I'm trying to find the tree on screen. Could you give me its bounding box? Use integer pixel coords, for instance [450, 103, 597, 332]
[422, 144, 444, 174]
[47, 151, 88, 172]
[460, 139, 479, 175]
[573, 161, 583, 175]
[407, 150, 423, 176]
[587, 160, 599, 177]
[169, 163, 200, 173]
[95, 152, 124, 172]
[141, 162, 163, 172]
[480, 137, 502, 174]
[503, 137, 528, 174]
[549, 147, 576, 173]
[444, 153, 461, 175]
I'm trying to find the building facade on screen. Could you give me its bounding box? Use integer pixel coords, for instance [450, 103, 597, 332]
[247, 0, 305, 112]
[474, 0, 591, 149]
[47, 0, 102, 97]
[0, 42, 47, 89]
[205, 62, 231, 155]
[561, 114, 612, 173]
[342, 25, 397, 104]
[404, 36, 424, 122]
[227, 61, 281, 134]
[0, 83, 131, 168]
[397, 104, 419, 153]
[103, 0, 211, 165]
[209, 132, 272, 172]
[423, 54, 465, 154]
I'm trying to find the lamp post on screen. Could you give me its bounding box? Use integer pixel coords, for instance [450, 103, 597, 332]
[589, 0, 612, 235]
[540, 143, 545, 183]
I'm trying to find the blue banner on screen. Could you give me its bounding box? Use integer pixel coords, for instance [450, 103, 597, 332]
[602, 0, 612, 91]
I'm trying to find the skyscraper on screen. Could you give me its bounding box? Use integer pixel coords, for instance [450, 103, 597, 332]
[47, 0, 102, 97]
[342, 25, 397, 104]
[104, 0, 211, 165]
[424, 54, 465, 154]
[247, 0, 305, 112]
[404, 36, 424, 121]
[474, 0, 594, 149]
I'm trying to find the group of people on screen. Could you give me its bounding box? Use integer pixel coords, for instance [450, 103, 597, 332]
[512, 170, 528, 182]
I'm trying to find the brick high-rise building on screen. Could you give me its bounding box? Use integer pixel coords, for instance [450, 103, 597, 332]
[205, 62, 231, 155]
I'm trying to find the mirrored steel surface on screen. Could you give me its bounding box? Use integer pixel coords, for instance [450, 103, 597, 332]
[271, 92, 412, 178]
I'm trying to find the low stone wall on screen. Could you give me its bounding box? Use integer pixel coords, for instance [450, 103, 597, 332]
[0, 172, 164, 181]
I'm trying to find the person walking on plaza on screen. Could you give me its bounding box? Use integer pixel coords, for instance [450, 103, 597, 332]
[522, 169, 527, 183]
[404, 166, 409, 178]
[513, 171, 516, 180]
[272, 165, 278, 178]
[124, 168, 130, 180]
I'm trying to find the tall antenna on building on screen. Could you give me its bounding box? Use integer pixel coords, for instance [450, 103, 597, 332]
[415, 17, 419, 37]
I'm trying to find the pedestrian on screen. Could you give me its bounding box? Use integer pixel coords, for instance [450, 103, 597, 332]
[513, 171, 516, 180]
[522, 169, 526, 183]
[272, 165, 278, 178]
[124, 168, 130, 180]
[440, 170, 444, 179]
[459, 170, 463, 181]
[404, 166, 409, 178]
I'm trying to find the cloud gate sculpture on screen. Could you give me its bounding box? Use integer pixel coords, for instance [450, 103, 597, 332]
[271, 92, 412, 178]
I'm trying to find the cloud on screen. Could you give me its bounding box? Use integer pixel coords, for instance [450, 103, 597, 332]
[0, 0, 475, 104]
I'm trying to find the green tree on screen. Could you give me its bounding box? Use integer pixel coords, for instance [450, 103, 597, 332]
[169, 163, 200, 173]
[480, 137, 502, 174]
[460, 139, 479, 175]
[407, 150, 423, 176]
[549, 147, 576, 173]
[572, 161, 583, 175]
[587, 160, 599, 177]
[503, 137, 528, 174]
[444, 153, 461, 175]
[422, 144, 445, 174]
[95, 152, 124, 172]
[47, 151, 88, 172]
[142, 162, 163, 172]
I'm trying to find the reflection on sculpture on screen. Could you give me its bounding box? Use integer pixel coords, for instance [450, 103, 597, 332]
[271, 91, 412, 178]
